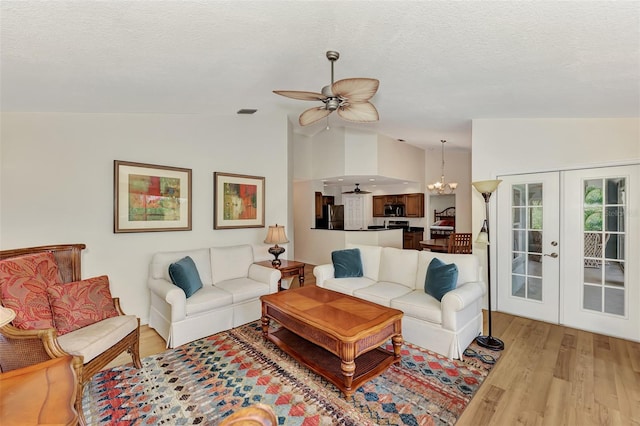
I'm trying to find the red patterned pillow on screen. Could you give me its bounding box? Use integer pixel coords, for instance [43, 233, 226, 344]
[0, 252, 62, 330]
[47, 275, 119, 335]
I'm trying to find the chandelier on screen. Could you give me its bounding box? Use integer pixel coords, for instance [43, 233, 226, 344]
[428, 140, 458, 195]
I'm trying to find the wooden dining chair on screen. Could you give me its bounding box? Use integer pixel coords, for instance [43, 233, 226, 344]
[448, 233, 473, 254]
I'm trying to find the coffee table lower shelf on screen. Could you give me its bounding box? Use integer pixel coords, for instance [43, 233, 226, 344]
[267, 327, 398, 396]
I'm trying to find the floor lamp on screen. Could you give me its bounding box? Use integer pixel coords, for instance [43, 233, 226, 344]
[472, 179, 504, 351]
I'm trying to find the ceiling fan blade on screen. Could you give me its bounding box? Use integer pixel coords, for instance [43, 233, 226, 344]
[299, 107, 332, 126]
[337, 102, 379, 123]
[331, 78, 379, 102]
[273, 90, 327, 101]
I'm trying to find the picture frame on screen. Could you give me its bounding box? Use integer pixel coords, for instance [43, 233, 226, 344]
[214, 172, 265, 229]
[114, 160, 192, 233]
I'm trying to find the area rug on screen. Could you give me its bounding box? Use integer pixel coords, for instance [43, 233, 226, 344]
[83, 321, 500, 425]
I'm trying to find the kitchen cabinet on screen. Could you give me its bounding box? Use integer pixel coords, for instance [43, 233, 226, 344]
[405, 193, 424, 217]
[403, 230, 424, 250]
[315, 193, 335, 219]
[372, 193, 425, 218]
[315, 192, 323, 218]
[372, 196, 386, 217]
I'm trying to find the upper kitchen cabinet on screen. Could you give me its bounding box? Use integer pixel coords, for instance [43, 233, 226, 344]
[373, 196, 386, 217]
[405, 193, 424, 217]
[372, 193, 424, 217]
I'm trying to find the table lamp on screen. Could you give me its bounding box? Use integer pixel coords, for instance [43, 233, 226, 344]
[264, 224, 289, 267]
[472, 179, 504, 351]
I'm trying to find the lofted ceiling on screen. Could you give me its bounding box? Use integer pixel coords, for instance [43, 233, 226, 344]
[1, 1, 638, 152]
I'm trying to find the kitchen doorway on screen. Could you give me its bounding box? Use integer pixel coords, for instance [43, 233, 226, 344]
[495, 165, 639, 341]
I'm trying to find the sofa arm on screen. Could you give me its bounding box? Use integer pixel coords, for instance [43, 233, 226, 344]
[148, 278, 187, 322]
[441, 281, 486, 331]
[248, 264, 281, 294]
[312, 264, 334, 288]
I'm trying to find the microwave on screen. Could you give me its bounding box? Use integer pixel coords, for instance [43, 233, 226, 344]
[384, 204, 405, 217]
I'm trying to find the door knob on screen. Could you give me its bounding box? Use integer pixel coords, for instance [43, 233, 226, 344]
[544, 252, 558, 258]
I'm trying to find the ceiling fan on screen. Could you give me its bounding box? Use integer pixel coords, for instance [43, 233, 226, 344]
[273, 51, 380, 126]
[342, 183, 371, 194]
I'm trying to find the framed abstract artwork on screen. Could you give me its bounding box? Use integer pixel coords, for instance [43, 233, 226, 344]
[214, 172, 265, 229]
[114, 160, 192, 233]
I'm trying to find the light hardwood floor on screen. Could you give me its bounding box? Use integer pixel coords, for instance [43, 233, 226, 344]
[107, 264, 640, 425]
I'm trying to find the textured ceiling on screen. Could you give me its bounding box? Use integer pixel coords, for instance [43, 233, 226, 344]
[1, 1, 638, 151]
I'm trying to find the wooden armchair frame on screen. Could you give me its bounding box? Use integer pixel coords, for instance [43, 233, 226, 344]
[0, 244, 142, 425]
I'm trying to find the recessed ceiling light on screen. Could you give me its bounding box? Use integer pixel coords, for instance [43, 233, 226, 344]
[237, 109, 257, 114]
[338, 178, 344, 181]
[369, 178, 375, 181]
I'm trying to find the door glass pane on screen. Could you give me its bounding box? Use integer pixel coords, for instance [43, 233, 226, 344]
[582, 177, 626, 316]
[513, 208, 526, 229]
[512, 184, 525, 206]
[513, 230, 526, 251]
[510, 182, 544, 302]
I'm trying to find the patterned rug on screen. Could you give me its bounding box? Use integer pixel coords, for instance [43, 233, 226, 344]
[83, 321, 500, 425]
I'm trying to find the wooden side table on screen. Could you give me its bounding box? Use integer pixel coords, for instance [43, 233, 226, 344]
[254, 259, 305, 291]
[0, 355, 78, 425]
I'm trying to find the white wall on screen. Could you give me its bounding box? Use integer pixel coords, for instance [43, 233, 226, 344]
[471, 117, 640, 309]
[0, 112, 291, 323]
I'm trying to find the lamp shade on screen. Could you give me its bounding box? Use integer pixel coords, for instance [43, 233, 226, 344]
[264, 224, 289, 245]
[472, 179, 502, 194]
[0, 305, 16, 327]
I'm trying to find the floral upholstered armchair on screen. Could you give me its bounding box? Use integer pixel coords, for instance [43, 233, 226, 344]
[0, 244, 142, 425]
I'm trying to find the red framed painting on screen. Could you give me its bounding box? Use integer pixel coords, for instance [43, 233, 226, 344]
[214, 172, 265, 229]
[114, 160, 192, 233]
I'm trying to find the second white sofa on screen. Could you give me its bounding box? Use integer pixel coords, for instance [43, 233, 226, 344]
[148, 244, 281, 348]
[313, 244, 486, 359]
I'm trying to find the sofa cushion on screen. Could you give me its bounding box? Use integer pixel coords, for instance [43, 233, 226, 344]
[185, 285, 234, 316]
[0, 252, 62, 330]
[332, 248, 363, 278]
[168, 256, 203, 298]
[391, 290, 443, 324]
[416, 252, 479, 289]
[321, 276, 375, 296]
[214, 277, 271, 304]
[57, 314, 138, 363]
[347, 244, 381, 281]
[47, 275, 119, 335]
[353, 281, 413, 307]
[210, 245, 254, 284]
[378, 247, 418, 288]
[152, 248, 213, 286]
[424, 258, 458, 301]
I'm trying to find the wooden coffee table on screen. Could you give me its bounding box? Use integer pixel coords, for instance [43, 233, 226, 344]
[260, 286, 403, 396]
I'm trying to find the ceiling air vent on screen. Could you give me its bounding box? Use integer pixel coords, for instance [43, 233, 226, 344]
[237, 109, 257, 114]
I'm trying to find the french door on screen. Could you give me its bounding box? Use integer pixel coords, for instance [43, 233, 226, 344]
[495, 165, 639, 341]
[496, 172, 560, 323]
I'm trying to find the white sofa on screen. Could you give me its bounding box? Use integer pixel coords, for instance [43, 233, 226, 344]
[313, 244, 485, 359]
[148, 244, 281, 348]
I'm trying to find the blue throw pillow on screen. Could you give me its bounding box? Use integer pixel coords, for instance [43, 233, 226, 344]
[332, 248, 364, 278]
[168, 256, 203, 298]
[424, 258, 458, 301]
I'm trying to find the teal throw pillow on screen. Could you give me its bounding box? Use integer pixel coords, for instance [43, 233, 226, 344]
[168, 256, 203, 298]
[332, 248, 364, 278]
[424, 258, 458, 301]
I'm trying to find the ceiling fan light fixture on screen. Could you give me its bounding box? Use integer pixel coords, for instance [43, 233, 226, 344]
[273, 51, 379, 126]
